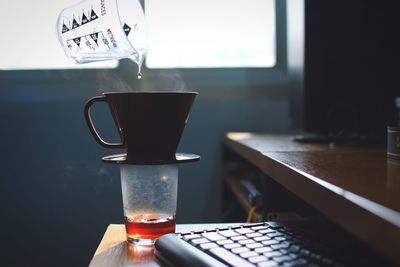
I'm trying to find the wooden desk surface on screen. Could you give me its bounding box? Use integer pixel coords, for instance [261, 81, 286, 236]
[223, 132, 400, 264]
[89, 223, 242, 267]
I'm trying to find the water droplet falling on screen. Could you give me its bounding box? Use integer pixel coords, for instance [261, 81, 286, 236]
[137, 64, 142, 79]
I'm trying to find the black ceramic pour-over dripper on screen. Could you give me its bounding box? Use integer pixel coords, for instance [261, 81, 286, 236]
[84, 91, 200, 164]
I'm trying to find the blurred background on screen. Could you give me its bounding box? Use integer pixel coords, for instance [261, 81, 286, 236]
[0, 0, 398, 266]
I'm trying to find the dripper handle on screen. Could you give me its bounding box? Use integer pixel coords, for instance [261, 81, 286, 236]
[84, 96, 124, 148]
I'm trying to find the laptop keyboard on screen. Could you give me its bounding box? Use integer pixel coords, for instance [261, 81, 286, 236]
[178, 222, 345, 267]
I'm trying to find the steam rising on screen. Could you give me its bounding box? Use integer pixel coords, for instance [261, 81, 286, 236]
[95, 69, 134, 93]
[152, 70, 187, 92]
[95, 69, 188, 93]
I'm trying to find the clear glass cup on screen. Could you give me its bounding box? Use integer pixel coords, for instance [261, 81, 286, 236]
[120, 164, 178, 245]
[56, 0, 147, 68]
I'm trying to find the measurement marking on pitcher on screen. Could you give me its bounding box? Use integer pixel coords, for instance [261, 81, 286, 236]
[82, 12, 90, 25]
[61, 8, 99, 34]
[66, 31, 107, 50]
[72, 16, 80, 29]
[123, 23, 131, 36]
[62, 23, 70, 33]
[100, 0, 106, 16]
[107, 29, 118, 48]
[90, 8, 99, 20]
[73, 37, 81, 48]
[90, 32, 99, 46]
[84, 36, 94, 50]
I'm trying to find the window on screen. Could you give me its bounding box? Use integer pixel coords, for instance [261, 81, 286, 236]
[0, 0, 117, 70]
[145, 0, 276, 69]
[1, 0, 277, 71]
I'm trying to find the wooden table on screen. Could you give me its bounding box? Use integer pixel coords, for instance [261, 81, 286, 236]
[89, 223, 242, 267]
[223, 132, 400, 265]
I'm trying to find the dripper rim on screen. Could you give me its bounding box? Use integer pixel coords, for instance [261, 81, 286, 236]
[102, 91, 198, 95]
[102, 152, 200, 165]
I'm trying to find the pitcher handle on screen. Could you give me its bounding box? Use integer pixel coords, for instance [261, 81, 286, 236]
[84, 96, 124, 148]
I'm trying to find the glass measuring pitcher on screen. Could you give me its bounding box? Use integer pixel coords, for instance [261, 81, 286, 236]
[56, 0, 147, 68]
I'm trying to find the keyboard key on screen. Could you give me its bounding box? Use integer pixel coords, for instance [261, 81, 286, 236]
[267, 232, 284, 238]
[235, 228, 255, 234]
[310, 253, 321, 261]
[262, 240, 279, 246]
[270, 244, 287, 250]
[246, 242, 263, 249]
[259, 229, 275, 234]
[240, 251, 258, 258]
[258, 261, 278, 267]
[247, 223, 265, 228]
[224, 243, 241, 249]
[255, 247, 273, 253]
[271, 242, 290, 250]
[219, 229, 240, 237]
[231, 235, 247, 241]
[282, 234, 294, 241]
[191, 238, 209, 244]
[238, 239, 254, 245]
[282, 262, 297, 267]
[300, 249, 311, 256]
[289, 245, 301, 253]
[202, 232, 226, 241]
[247, 232, 262, 238]
[209, 247, 255, 267]
[279, 248, 291, 255]
[273, 255, 292, 263]
[231, 247, 250, 254]
[217, 239, 233, 245]
[264, 251, 283, 258]
[274, 236, 289, 242]
[199, 242, 218, 250]
[182, 233, 201, 240]
[251, 225, 269, 231]
[254, 236, 271, 242]
[267, 223, 283, 229]
[293, 258, 308, 265]
[287, 253, 298, 259]
[249, 255, 268, 263]
[180, 231, 192, 235]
